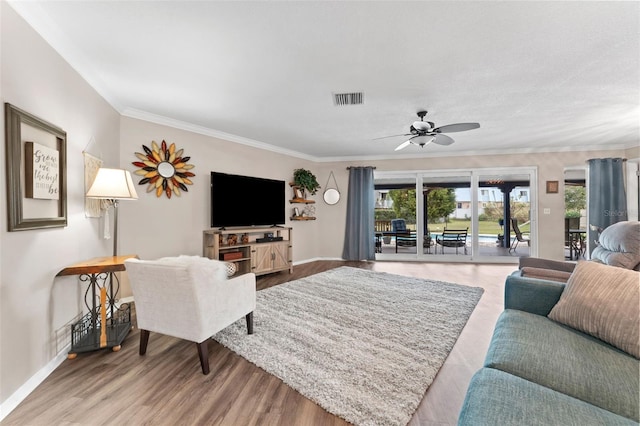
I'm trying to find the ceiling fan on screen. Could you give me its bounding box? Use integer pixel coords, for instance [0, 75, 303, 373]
[376, 111, 480, 151]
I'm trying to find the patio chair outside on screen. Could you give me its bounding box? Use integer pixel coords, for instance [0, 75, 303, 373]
[392, 219, 416, 247]
[509, 218, 530, 252]
[436, 228, 468, 254]
[424, 227, 433, 254]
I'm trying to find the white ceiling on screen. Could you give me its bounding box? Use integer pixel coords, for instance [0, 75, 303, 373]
[9, 1, 640, 161]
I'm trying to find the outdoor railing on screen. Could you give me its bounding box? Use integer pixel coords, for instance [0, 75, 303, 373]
[374, 220, 417, 232]
[374, 220, 392, 232]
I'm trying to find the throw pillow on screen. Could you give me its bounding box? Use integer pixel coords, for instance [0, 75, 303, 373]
[225, 261, 237, 277]
[548, 261, 640, 359]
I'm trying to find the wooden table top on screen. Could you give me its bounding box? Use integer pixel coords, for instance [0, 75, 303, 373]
[57, 254, 138, 277]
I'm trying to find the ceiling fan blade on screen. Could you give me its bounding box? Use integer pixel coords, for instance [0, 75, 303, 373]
[394, 140, 412, 151]
[373, 133, 412, 140]
[433, 123, 480, 133]
[431, 134, 455, 146]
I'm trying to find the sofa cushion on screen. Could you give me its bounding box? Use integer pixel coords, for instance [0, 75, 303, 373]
[548, 261, 640, 358]
[459, 368, 637, 426]
[484, 310, 640, 421]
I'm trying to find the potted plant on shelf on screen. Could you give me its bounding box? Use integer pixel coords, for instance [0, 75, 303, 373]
[293, 168, 320, 197]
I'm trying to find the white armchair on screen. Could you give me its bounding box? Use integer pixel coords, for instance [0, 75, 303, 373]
[124, 256, 256, 374]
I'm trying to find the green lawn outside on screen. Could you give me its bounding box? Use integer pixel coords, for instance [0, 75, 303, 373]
[428, 218, 530, 235]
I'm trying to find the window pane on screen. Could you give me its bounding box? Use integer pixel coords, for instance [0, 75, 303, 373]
[478, 173, 531, 257]
[374, 177, 417, 255]
[423, 175, 471, 256]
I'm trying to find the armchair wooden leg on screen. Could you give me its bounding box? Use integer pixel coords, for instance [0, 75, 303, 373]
[196, 340, 210, 375]
[246, 312, 254, 335]
[139, 329, 150, 355]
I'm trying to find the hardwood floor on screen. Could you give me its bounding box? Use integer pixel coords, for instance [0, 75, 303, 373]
[2, 260, 515, 426]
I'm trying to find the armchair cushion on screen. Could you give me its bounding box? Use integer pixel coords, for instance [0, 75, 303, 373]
[157, 255, 228, 281]
[548, 261, 640, 359]
[391, 218, 407, 233]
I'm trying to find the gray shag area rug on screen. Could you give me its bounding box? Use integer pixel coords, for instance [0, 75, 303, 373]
[213, 266, 484, 426]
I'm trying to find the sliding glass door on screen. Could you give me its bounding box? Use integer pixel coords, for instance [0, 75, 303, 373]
[475, 172, 533, 260]
[422, 173, 472, 258]
[375, 167, 536, 262]
[374, 175, 418, 256]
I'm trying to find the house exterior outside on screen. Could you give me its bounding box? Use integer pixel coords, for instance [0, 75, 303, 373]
[451, 188, 531, 219]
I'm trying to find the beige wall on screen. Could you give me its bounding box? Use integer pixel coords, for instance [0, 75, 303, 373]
[0, 3, 121, 406]
[1, 0, 637, 414]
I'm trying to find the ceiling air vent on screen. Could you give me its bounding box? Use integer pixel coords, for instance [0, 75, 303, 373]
[333, 92, 364, 106]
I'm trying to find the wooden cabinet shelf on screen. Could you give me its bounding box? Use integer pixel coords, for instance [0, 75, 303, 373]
[289, 183, 316, 220]
[203, 227, 293, 276]
[290, 216, 316, 221]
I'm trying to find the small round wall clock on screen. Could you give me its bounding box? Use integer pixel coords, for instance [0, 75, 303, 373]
[132, 140, 195, 199]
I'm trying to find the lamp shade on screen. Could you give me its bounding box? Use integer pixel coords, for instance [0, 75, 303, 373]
[86, 168, 138, 200]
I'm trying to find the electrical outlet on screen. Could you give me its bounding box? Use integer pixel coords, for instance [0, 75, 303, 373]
[543, 208, 551, 214]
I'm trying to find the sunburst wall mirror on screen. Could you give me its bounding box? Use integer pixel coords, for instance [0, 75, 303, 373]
[132, 140, 195, 198]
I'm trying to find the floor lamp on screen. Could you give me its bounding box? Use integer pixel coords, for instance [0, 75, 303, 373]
[86, 168, 138, 256]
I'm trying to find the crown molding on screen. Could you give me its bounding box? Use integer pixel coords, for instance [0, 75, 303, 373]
[121, 108, 316, 162]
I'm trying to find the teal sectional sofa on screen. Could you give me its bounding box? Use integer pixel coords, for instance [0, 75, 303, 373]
[458, 262, 640, 425]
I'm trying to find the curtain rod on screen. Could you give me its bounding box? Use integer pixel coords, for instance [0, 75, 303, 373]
[585, 158, 627, 163]
[346, 166, 376, 170]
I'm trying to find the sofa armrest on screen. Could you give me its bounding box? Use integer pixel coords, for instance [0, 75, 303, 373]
[504, 273, 565, 316]
[519, 266, 572, 283]
[518, 257, 576, 273]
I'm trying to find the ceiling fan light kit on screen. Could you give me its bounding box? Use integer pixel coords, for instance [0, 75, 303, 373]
[378, 110, 480, 151]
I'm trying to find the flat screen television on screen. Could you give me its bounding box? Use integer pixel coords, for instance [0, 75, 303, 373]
[211, 172, 285, 228]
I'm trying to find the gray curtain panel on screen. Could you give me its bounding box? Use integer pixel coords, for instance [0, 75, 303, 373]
[587, 158, 627, 255]
[342, 167, 375, 261]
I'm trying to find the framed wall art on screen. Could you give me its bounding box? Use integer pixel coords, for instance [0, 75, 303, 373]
[5, 103, 67, 231]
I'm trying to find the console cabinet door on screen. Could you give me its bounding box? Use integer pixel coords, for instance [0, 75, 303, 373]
[272, 242, 290, 270]
[252, 244, 274, 275]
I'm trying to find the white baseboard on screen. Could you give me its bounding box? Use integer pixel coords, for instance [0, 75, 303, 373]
[0, 345, 70, 422]
[119, 296, 134, 304]
[293, 257, 345, 265]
